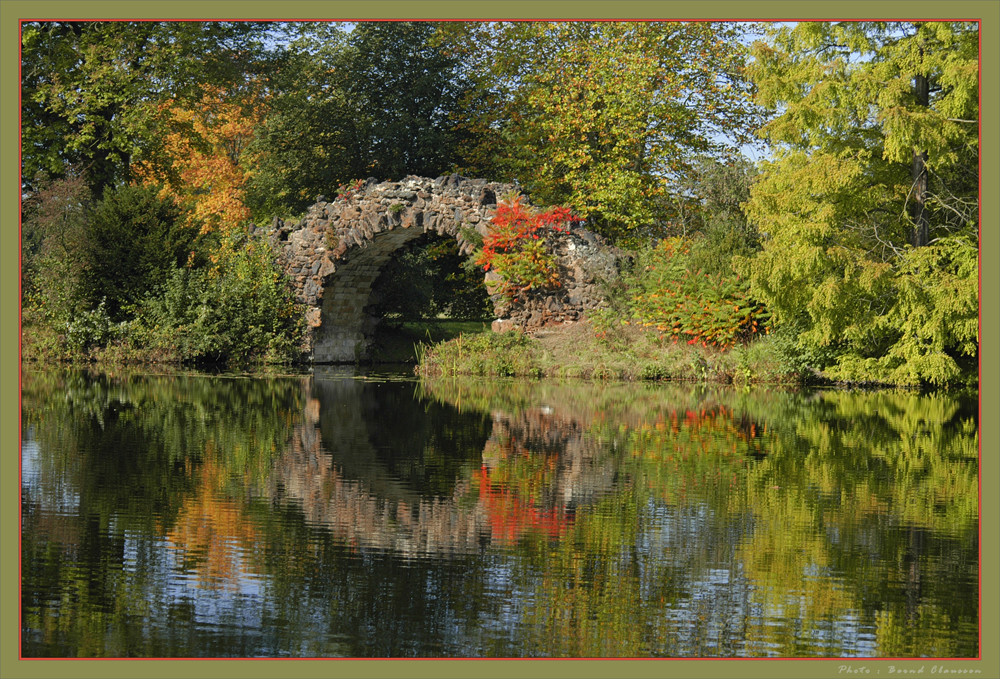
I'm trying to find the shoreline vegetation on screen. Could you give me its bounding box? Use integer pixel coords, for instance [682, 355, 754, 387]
[410, 321, 970, 392]
[414, 321, 808, 385]
[21, 316, 975, 393]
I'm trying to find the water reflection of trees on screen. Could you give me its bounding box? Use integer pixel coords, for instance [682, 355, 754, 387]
[21, 370, 978, 657]
[21, 368, 307, 655]
[420, 379, 979, 657]
[730, 390, 979, 657]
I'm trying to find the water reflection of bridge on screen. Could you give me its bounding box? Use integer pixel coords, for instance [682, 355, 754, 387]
[266, 372, 615, 558]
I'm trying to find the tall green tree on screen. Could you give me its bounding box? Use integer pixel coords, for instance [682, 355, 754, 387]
[436, 22, 764, 243]
[243, 22, 474, 221]
[740, 21, 979, 385]
[20, 173, 93, 322]
[346, 22, 473, 181]
[242, 24, 362, 219]
[21, 21, 273, 196]
[81, 184, 195, 321]
[677, 155, 761, 274]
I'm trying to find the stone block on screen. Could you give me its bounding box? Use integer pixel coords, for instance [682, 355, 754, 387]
[492, 319, 519, 333]
[318, 257, 336, 278]
[305, 307, 322, 328]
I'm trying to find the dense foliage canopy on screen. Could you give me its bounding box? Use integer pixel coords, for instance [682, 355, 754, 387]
[21, 21, 274, 197]
[435, 21, 765, 243]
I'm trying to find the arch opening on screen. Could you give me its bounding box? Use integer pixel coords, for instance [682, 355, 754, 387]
[366, 232, 492, 362]
[313, 228, 425, 363]
[312, 229, 491, 364]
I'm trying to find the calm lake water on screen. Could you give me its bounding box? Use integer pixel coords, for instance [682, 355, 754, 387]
[20, 367, 979, 658]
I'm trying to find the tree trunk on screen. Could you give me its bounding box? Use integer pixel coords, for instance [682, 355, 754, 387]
[909, 71, 930, 248]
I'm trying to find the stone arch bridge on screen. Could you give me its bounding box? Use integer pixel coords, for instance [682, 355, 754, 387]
[260, 175, 622, 363]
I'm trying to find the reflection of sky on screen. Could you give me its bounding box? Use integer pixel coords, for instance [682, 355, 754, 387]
[652, 556, 880, 657]
[163, 535, 268, 595]
[634, 498, 880, 657]
[21, 427, 80, 515]
[158, 535, 273, 650]
[479, 561, 521, 631]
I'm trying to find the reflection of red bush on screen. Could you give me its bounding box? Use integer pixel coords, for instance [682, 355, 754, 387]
[477, 466, 573, 544]
[634, 404, 768, 461]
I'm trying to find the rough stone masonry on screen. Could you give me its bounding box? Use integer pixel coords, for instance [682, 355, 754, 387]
[256, 174, 624, 363]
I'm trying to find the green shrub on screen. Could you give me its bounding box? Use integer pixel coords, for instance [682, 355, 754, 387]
[418, 329, 538, 377]
[730, 332, 811, 385]
[81, 184, 200, 321]
[638, 363, 670, 381]
[63, 299, 125, 353]
[135, 232, 304, 366]
[629, 238, 770, 349]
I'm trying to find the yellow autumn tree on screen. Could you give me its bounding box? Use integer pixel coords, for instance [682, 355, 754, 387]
[165, 455, 264, 591]
[138, 85, 263, 235]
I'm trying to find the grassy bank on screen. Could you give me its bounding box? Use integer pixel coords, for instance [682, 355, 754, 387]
[371, 319, 492, 364]
[415, 319, 812, 385]
[21, 316, 494, 370]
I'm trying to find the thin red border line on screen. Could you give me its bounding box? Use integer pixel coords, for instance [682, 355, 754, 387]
[13, 15, 985, 665]
[17, 16, 24, 670]
[977, 15, 983, 664]
[13, 17, 986, 22]
[15, 17, 985, 663]
[11, 16, 982, 664]
[20, 655, 981, 674]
